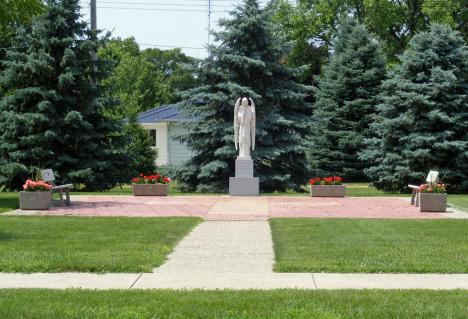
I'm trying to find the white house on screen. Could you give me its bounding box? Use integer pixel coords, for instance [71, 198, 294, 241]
[135, 104, 201, 166]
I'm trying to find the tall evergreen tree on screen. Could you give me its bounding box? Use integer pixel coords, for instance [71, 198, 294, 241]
[173, 0, 312, 193]
[309, 18, 387, 181]
[360, 24, 468, 192]
[0, 0, 134, 191]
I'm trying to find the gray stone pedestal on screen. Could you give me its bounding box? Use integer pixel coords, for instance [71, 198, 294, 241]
[229, 158, 259, 196]
[229, 177, 259, 196]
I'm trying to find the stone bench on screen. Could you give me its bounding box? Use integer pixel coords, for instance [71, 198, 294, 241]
[408, 170, 439, 207]
[408, 184, 421, 206]
[41, 169, 73, 206]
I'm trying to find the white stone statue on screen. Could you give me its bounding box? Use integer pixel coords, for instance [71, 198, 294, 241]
[234, 97, 255, 159]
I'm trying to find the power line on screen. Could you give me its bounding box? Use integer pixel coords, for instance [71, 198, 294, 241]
[98, 1, 234, 7]
[140, 43, 205, 49]
[97, 0, 268, 2]
[97, 6, 226, 12]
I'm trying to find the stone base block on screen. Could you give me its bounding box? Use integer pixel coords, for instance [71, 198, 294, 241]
[419, 193, 447, 212]
[229, 177, 259, 196]
[310, 185, 346, 197]
[235, 159, 254, 178]
[132, 184, 168, 196]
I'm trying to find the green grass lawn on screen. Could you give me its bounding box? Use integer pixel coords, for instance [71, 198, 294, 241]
[1, 289, 467, 318]
[0, 193, 19, 213]
[270, 218, 468, 274]
[0, 216, 201, 273]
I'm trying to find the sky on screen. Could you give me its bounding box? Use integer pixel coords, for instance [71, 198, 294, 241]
[79, 0, 268, 59]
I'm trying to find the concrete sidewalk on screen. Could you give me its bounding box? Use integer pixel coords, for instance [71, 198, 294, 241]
[2, 272, 468, 290]
[153, 221, 274, 273]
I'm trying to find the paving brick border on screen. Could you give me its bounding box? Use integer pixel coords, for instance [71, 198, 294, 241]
[14, 195, 457, 219]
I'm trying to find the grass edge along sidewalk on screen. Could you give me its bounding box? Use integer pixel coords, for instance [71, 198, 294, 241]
[270, 218, 468, 274]
[1, 289, 468, 318]
[0, 216, 202, 273]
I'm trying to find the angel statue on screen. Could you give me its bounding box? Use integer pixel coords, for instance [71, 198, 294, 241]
[234, 97, 255, 158]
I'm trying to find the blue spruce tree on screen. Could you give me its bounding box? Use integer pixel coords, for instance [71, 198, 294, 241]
[173, 0, 312, 193]
[360, 24, 468, 192]
[309, 18, 387, 181]
[0, 0, 134, 191]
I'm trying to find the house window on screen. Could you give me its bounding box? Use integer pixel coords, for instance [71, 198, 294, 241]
[149, 129, 156, 147]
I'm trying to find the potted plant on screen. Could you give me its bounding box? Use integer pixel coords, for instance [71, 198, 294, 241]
[20, 179, 53, 210]
[310, 176, 346, 197]
[418, 183, 447, 212]
[132, 174, 170, 196]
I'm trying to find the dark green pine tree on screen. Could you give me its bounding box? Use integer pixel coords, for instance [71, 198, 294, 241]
[309, 18, 387, 181]
[360, 24, 468, 193]
[0, 0, 134, 191]
[173, 0, 312, 193]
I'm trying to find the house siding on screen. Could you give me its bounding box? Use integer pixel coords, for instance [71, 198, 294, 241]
[168, 123, 195, 165]
[132, 104, 201, 167]
[141, 123, 168, 166]
[140, 122, 194, 166]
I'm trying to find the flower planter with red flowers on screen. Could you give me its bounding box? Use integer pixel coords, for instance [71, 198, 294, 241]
[132, 174, 170, 196]
[309, 177, 346, 197]
[20, 179, 53, 210]
[418, 183, 447, 212]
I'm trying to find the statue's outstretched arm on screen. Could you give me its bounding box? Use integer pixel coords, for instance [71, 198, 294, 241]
[234, 98, 240, 150]
[249, 98, 255, 151]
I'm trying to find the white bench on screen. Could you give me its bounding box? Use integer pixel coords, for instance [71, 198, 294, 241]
[408, 171, 439, 207]
[41, 169, 74, 206]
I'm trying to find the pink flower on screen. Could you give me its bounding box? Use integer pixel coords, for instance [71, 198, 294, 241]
[23, 179, 52, 190]
[427, 187, 432, 192]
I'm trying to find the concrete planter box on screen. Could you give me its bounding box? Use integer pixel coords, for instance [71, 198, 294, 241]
[419, 193, 447, 212]
[20, 191, 52, 210]
[132, 184, 168, 196]
[310, 185, 346, 197]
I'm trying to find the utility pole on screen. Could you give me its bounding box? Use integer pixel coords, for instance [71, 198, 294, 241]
[90, 0, 98, 71]
[207, 0, 211, 58]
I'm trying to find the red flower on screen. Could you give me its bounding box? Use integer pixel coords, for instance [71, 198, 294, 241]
[315, 178, 321, 181]
[155, 174, 160, 179]
[163, 177, 169, 183]
[144, 176, 147, 179]
[310, 179, 315, 185]
[140, 174, 143, 177]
